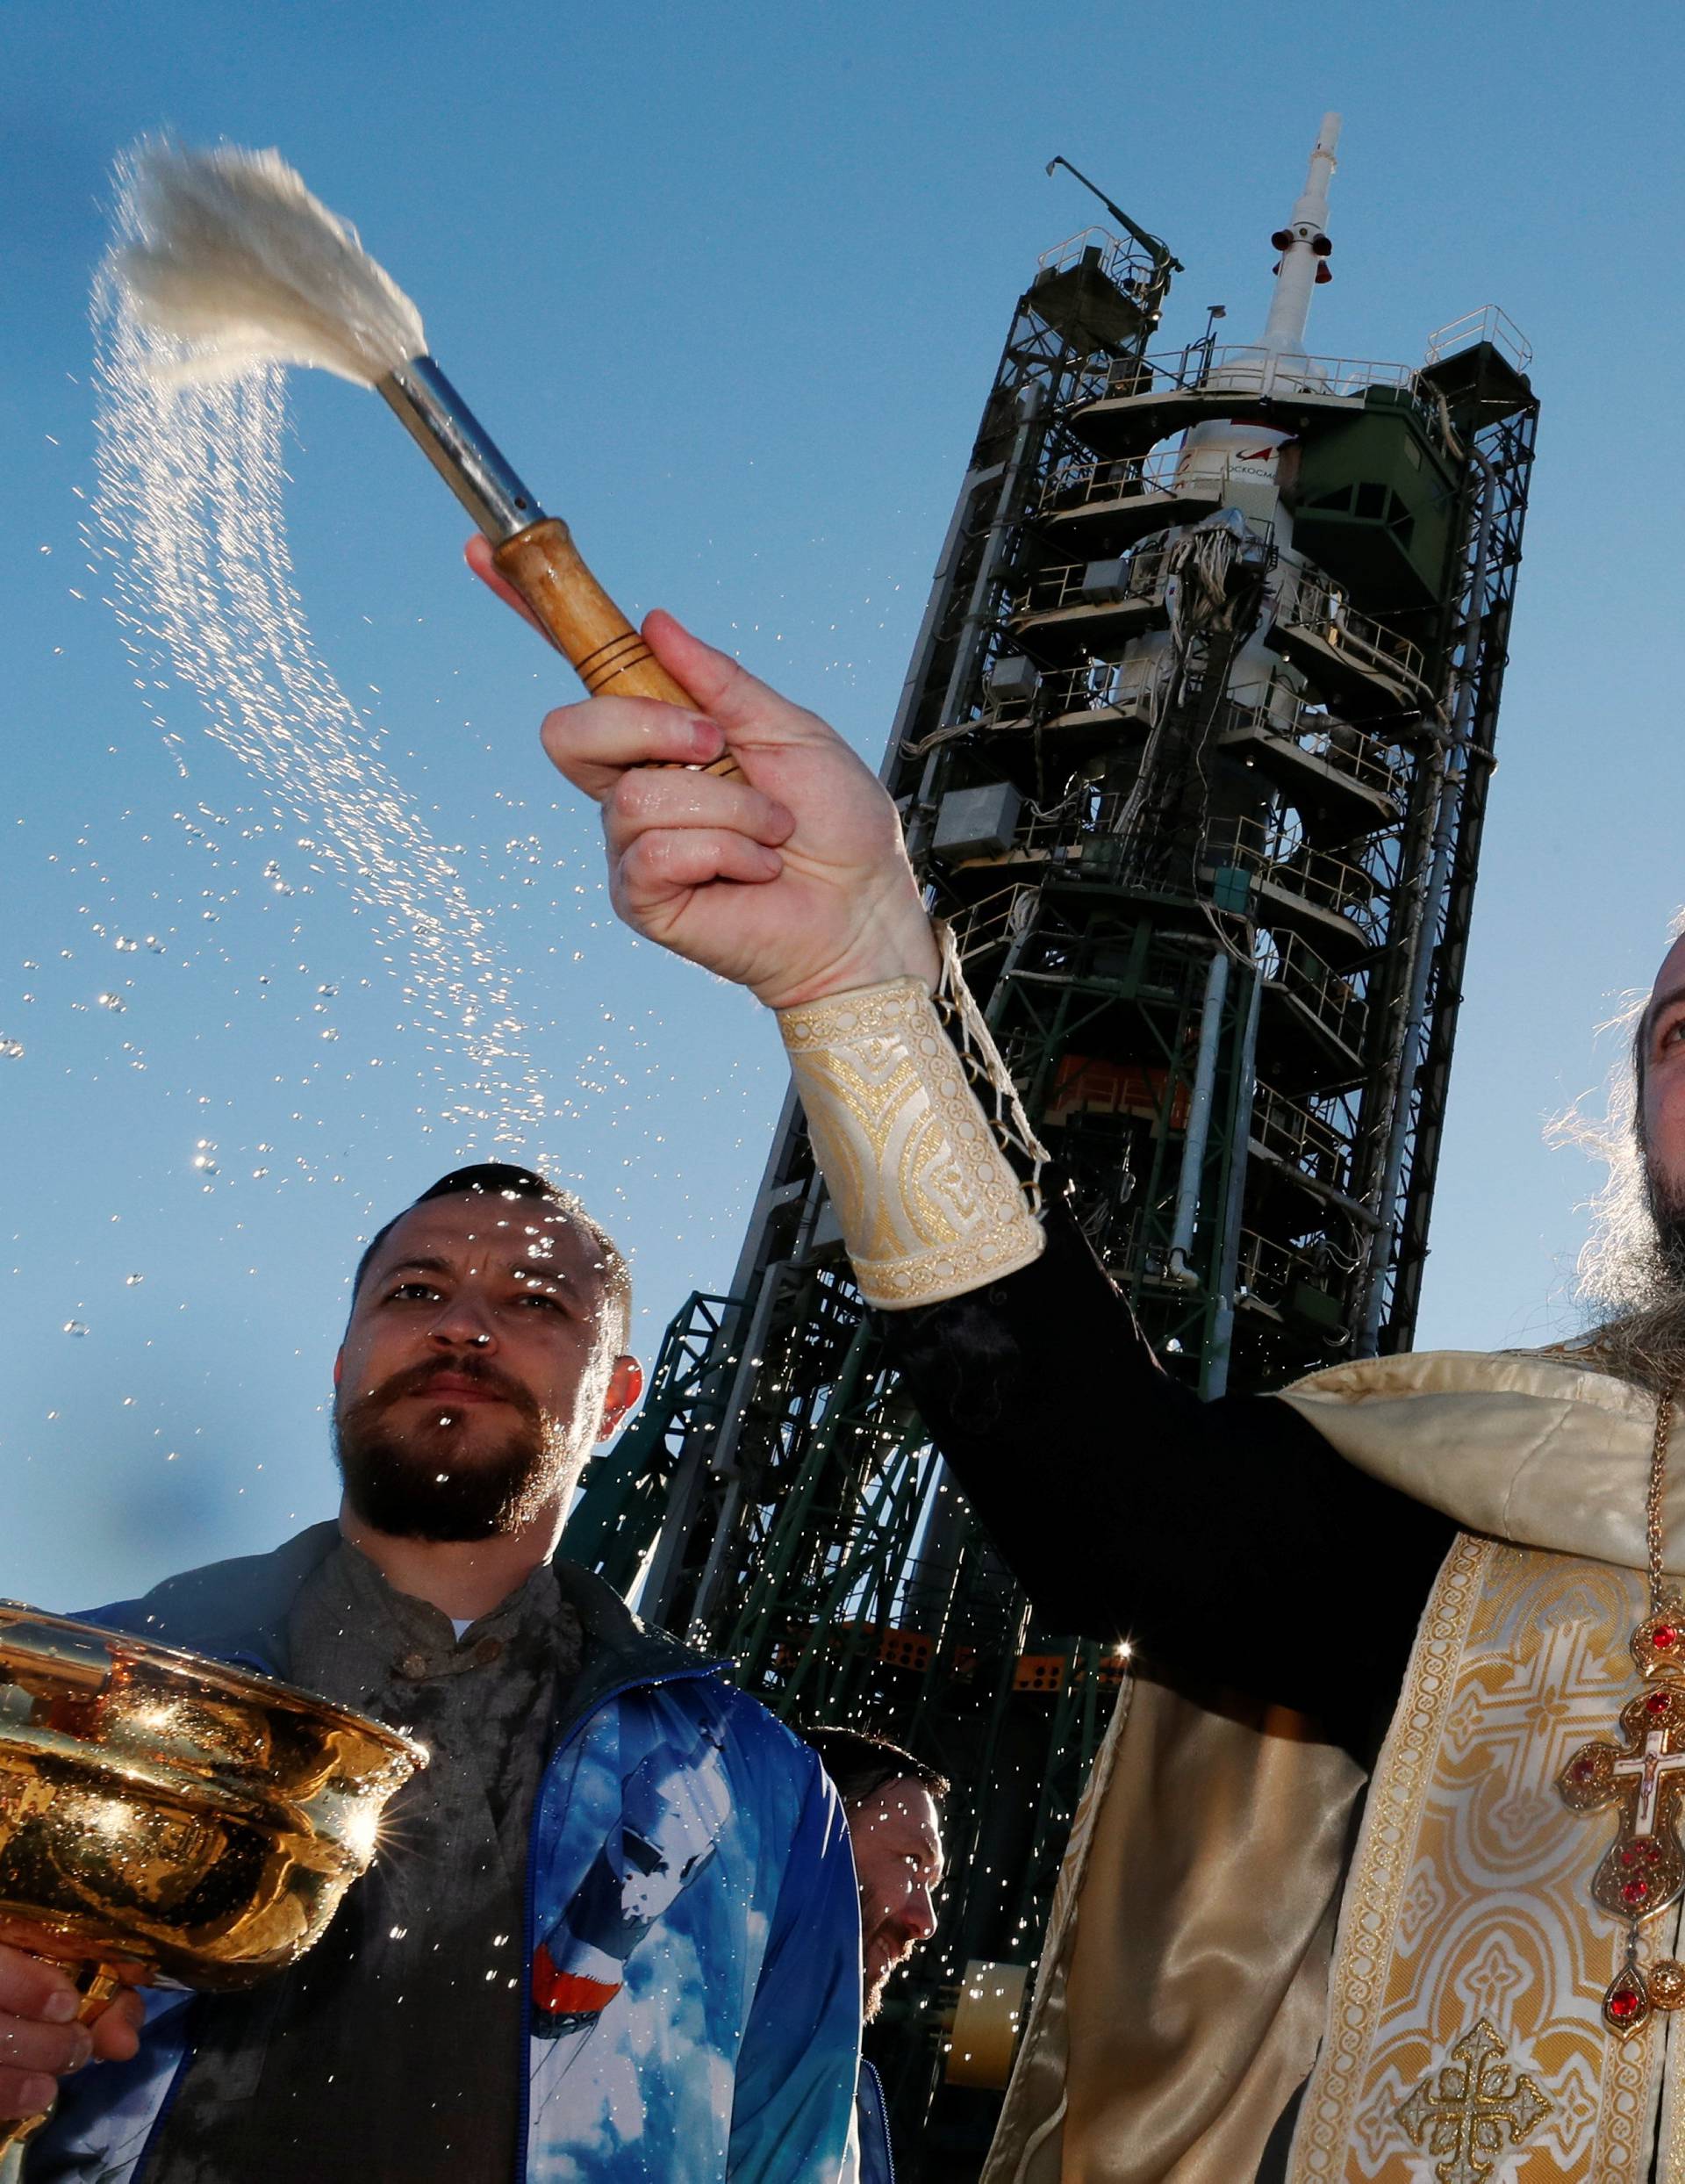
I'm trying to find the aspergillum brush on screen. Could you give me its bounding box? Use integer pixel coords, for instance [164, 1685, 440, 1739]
[116, 140, 738, 776]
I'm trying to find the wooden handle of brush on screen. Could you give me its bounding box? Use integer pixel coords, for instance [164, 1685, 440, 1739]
[494, 518, 742, 780]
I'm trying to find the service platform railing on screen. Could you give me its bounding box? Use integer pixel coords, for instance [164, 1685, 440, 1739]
[1108, 341, 1421, 402]
[1036, 448, 1193, 520]
[950, 882, 1040, 967]
[1036, 223, 1145, 291]
[1234, 1229, 1299, 1310]
[1258, 934, 1367, 1060]
[1232, 1231, 1347, 1322]
[1011, 539, 1175, 620]
[1273, 571, 1436, 708]
[979, 667, 1402, 819]
[1249, 1083, 1353, 1195]
[984, 658, 1160, 729]
[1423, 304, 1533, 375]
[1203, 815, 1387, 949]
[994, 787, 1132, 866]
[1219, 680, 1406, 814]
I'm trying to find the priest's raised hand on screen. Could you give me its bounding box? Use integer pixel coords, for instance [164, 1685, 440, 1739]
[467, 536, 937, 1009]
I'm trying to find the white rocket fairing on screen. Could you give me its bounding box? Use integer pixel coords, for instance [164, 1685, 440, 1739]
[1105, 116, 1344, 732]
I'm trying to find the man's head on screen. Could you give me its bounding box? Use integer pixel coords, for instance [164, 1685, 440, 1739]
[1566, 933, 1685, 1389]
[1638, 934, 1685, 1281]
[803, 1726, 948, 2021]
[333, 1164, 641, 1543]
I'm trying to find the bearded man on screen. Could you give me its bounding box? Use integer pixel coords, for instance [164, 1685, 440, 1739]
[803, 1728, 948, 2184]
[2, 1162, 861, 2184]
[471, 564, 1685, 2184]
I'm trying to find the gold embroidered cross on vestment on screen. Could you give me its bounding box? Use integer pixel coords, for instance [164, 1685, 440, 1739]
[1396, 2018, 1549, 2184]
[1558, 1384, 1685, 2032]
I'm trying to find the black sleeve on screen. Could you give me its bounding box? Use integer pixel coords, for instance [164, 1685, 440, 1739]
[879, 1189, 1457, 1736]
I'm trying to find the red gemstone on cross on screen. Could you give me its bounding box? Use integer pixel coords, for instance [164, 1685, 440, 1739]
[1575, 1759, 1595, 1780]
[1625, 1879, 1652, 1905]
[1624, 1846, 1641, 1865]
[1656, 1627, 1678, 1649]
[1611, 1986, 1644, 2020]
[1649, 1692, 1673, 1714]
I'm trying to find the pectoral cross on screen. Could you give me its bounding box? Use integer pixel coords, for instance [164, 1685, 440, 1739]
[1614, 1727, 1685, 1837]
[1559, 1617, 1685, 2031]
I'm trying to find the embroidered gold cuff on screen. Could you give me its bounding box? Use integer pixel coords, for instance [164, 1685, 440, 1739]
[777, 943, 1047, 1310]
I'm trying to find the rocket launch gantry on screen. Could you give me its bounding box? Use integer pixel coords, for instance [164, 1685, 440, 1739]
[571, 119, 1539, 2176]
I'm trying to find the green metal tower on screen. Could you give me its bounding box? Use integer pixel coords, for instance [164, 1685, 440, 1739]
[571, 124, 1538, 2176]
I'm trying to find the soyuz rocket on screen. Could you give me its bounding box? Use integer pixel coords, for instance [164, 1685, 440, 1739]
[1112, 114, 1345, 738]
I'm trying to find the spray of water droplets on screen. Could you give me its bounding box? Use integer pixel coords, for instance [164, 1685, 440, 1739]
[90, 186, 550, 1158]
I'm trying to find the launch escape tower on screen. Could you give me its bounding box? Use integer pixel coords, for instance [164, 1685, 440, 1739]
[572, 119, 1539, 2173]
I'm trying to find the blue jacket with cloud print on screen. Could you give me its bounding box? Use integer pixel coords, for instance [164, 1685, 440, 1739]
[25, 1522, 861, 2184]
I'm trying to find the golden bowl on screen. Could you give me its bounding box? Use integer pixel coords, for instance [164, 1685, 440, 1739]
[0, 1601, 427, 1992]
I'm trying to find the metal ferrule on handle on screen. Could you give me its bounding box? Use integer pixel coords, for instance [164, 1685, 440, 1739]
[376, 354, 741, 775]
[376, 355, 544, 544]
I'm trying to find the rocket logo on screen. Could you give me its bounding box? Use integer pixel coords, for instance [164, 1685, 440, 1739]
[531, 1721, 734, 2037]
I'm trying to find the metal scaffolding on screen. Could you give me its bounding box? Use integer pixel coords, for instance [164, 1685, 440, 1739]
[572, 130, 1538, 2176]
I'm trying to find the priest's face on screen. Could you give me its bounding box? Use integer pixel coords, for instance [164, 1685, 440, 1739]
[1642, 934, 1685, 1278]
[333, 1194, 640, 1541]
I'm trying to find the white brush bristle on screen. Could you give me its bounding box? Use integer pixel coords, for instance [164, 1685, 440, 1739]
[115, 140, 427, 387]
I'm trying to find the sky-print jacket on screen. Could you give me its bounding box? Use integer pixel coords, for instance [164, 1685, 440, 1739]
[25, 1523, 861, 2184]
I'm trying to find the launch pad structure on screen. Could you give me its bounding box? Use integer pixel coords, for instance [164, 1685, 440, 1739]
[570, 119, 1539, 2174]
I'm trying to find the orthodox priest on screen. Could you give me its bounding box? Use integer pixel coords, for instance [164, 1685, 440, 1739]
[477, 552, 1685, 2183]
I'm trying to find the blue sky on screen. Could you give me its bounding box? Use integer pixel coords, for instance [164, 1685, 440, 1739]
[5, 0, 1683, 1609]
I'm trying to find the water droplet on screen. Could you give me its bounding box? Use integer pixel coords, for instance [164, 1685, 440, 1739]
[125, 1273, 146, 1286]
[0, 1037, 24, 1060]
[97, 992, 125, 1012]
[91, 247, 551, 1147]
[63, 1320, 89, 1338]
[114, 936, 138, 953]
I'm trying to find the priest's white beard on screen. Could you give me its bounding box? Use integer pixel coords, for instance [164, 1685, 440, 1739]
[1581, 1171, 1685, 1395]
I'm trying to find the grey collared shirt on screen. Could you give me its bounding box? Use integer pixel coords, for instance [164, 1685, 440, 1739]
[145, 1541, 585, 2183]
